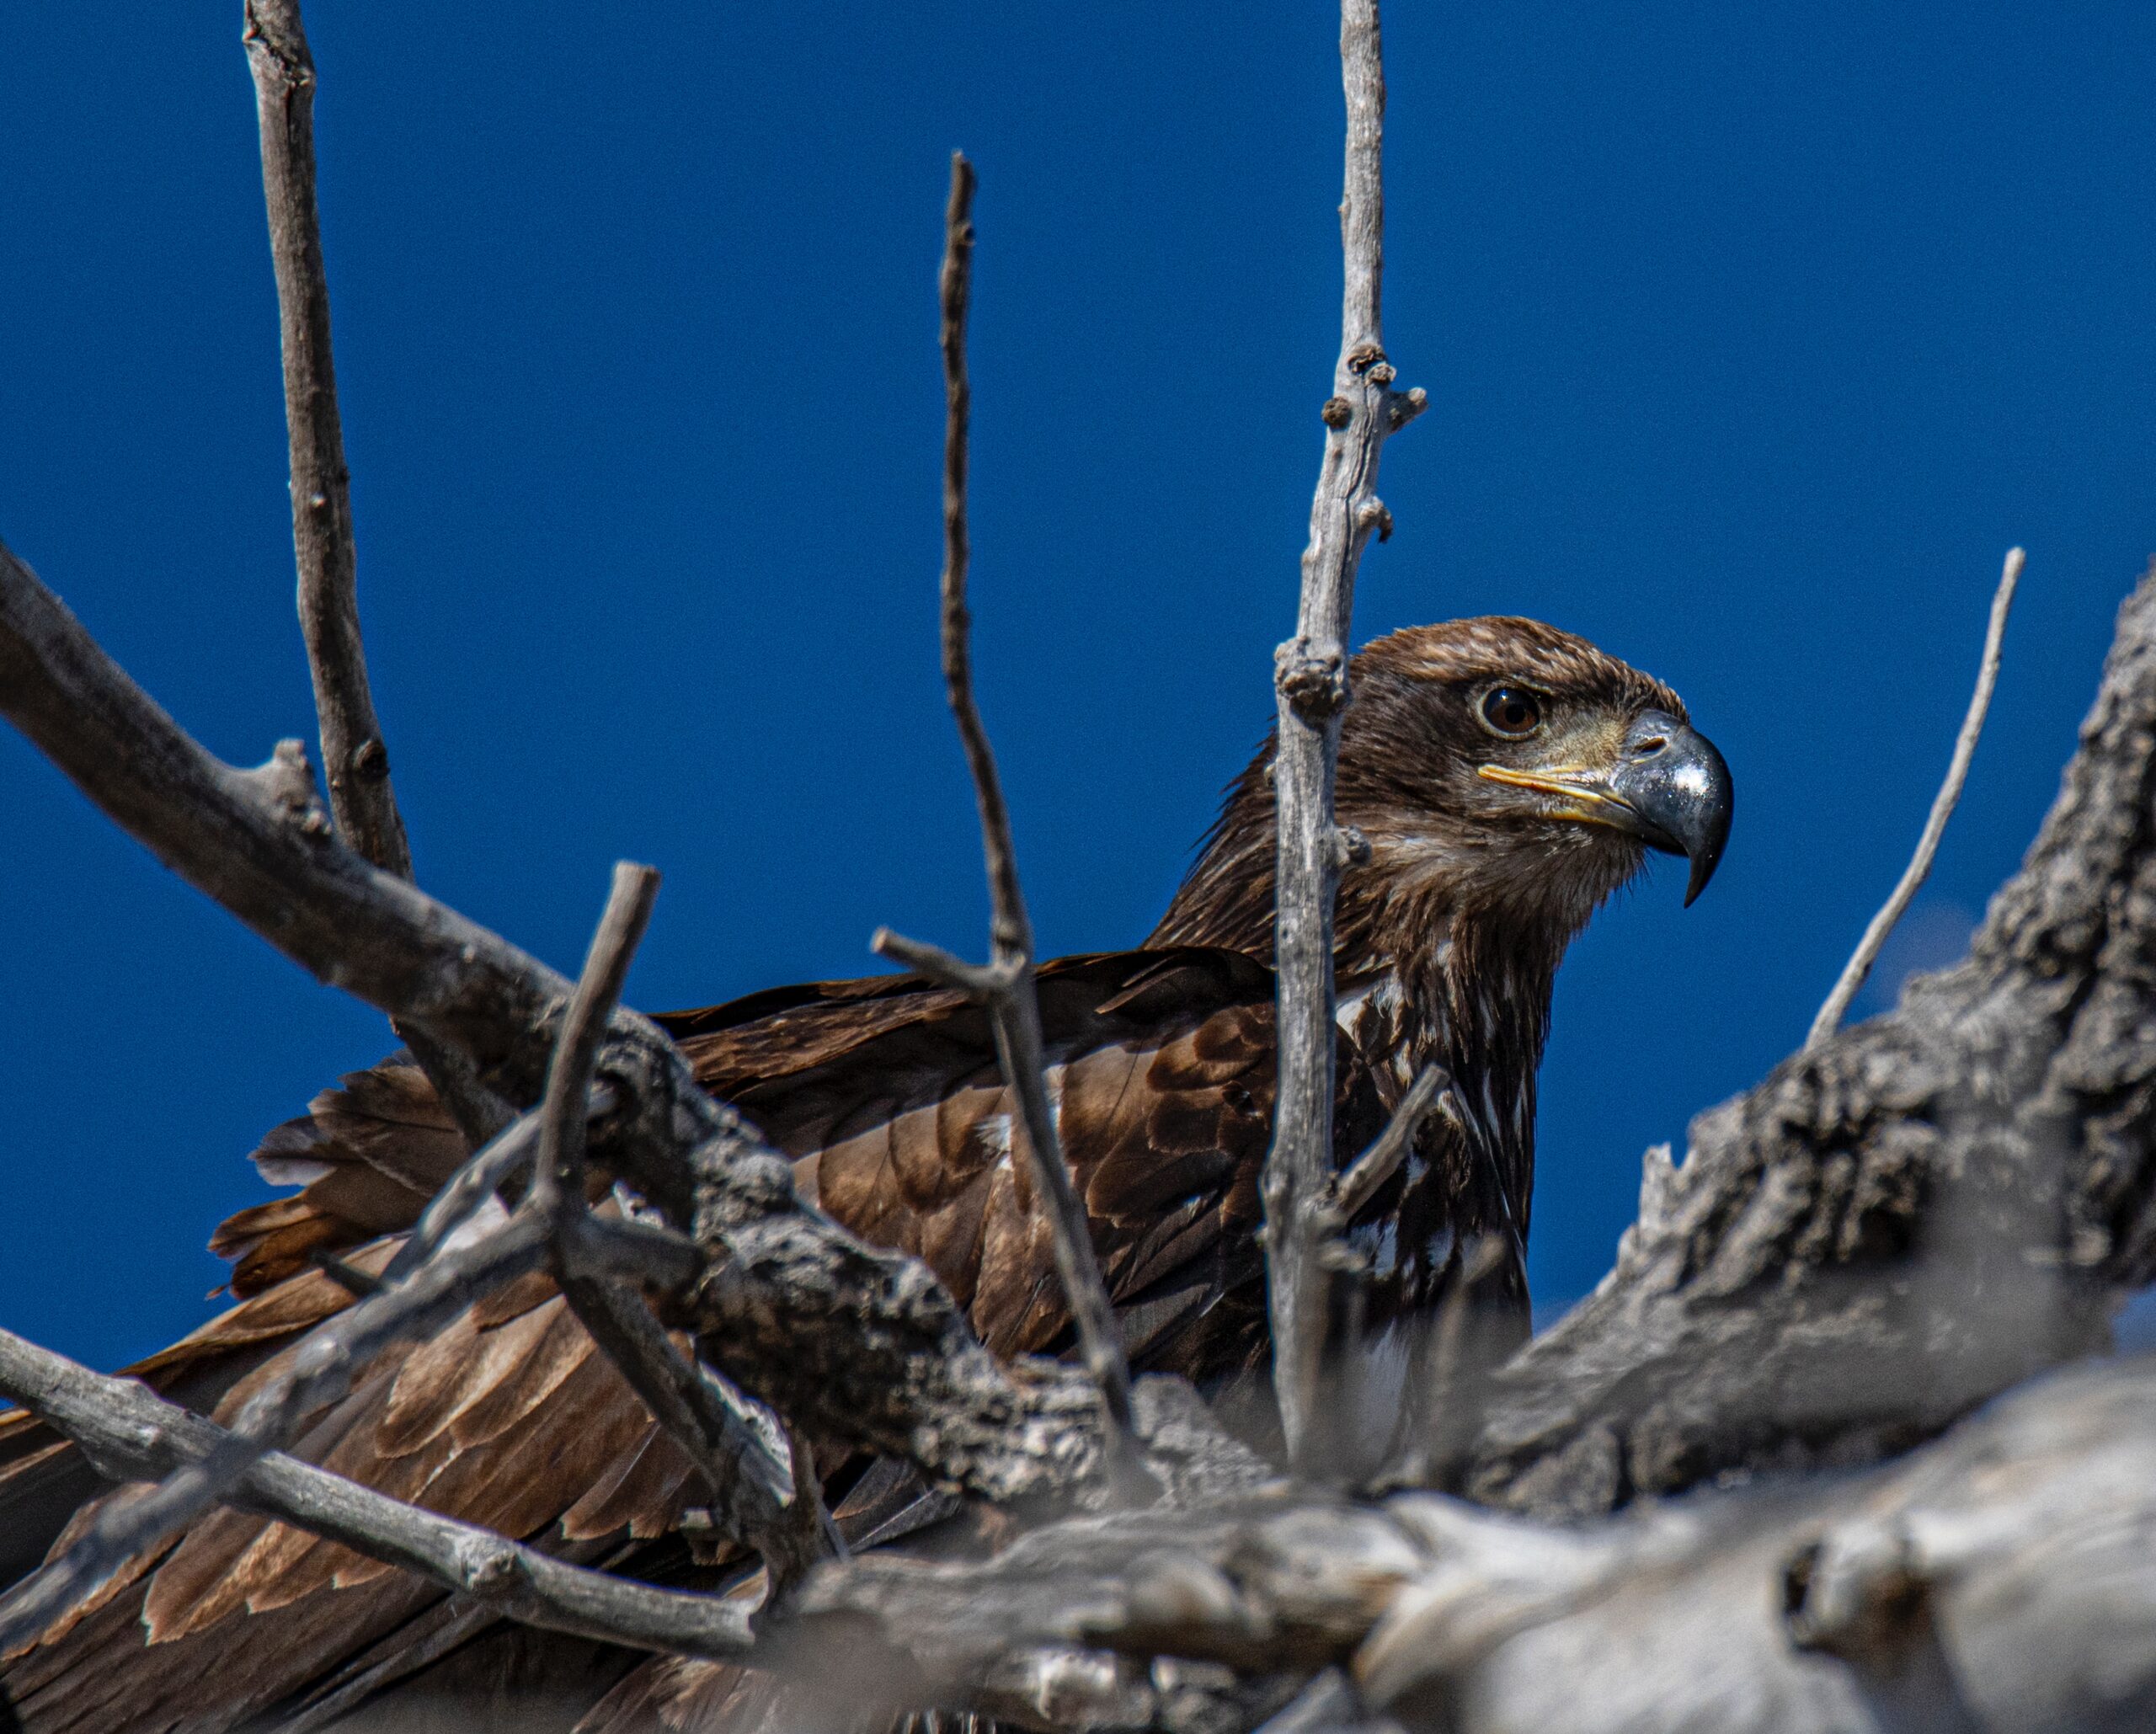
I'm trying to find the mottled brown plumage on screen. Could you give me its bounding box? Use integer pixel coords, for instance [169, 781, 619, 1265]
[0, 617, 1728, 1733]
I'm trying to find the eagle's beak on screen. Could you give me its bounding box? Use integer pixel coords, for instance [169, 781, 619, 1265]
[1477, 708, 1733, 905]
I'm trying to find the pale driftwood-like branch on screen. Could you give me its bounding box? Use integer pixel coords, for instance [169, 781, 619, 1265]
[533, 862, 661, 1212]
[1267, 0, 1430, 1465]
[795, 1353, 2156, 1734]
[243, 0, 408, 878]
[0, 533, 1129, 1502]
[1807, 545, 2025, 1048]
[871, 152, 1135, 1446]
[0, 1327, 757, 1663]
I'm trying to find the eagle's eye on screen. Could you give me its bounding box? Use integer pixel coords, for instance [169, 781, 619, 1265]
[1478, 686, 1543, 739]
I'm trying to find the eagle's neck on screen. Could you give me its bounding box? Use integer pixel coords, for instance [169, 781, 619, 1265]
[1150, 779, 1606, 1303]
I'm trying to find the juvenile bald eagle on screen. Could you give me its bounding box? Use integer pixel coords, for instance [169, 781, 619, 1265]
[0, 617, 1728, 1732]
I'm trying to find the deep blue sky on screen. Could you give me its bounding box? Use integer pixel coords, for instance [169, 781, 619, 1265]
[2, 4, 2153, 1372]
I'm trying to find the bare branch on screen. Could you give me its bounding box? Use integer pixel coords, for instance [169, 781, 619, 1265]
[1807, 546, 2025, 1048]
[872, 152, 1136, 1449]
[244, 0, 514, 1155]
[0, 1326, 755, 1663]
[532, 862, 661, 1214]
[243, 0, 406, 876]
[0, 532, 1120, 1502]
[1267, 0, 1430, 1465]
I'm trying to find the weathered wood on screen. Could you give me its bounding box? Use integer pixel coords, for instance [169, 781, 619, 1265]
[0, 534, 1117, 1504]
[0, 1326, 758, 1663]
[795, 1352, 2156, 1734]
[1267, 0, 1429, 1464]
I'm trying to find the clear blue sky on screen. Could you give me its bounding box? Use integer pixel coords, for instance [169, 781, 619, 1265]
[2, 3, 2152, 1371]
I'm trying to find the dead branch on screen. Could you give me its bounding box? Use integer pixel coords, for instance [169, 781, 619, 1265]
[871, 152, 1136, 1448]
[1329, 1065, 1450, 1227]
[244, 0, 514, 1155]
[0, 1203, 550, 1649]
[243, 0, 407, 876]
[793, 1352, 2156, 1734]
[1267, 0, 1430, 1465]
[1807, 545, 2026, 1048]
[0, 1327, 758, 1664]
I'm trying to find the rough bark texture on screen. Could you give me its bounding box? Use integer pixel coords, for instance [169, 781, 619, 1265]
[1455, 561, 2156, 1519]
[797, 1351, 2156, 1734]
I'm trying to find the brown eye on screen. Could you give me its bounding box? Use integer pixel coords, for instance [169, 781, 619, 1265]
[1480, 686, 1542, 738]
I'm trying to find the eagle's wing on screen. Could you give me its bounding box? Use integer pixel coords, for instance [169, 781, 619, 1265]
[0, 947, 1378, 1734]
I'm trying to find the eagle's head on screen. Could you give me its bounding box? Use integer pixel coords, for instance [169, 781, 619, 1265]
[1153, 615, 1732, 974]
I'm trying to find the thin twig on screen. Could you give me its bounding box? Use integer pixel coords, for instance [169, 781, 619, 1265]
[243, 0, 405, 875]
[243, 0, 512, 1150]
[1266, 0, 1429, 1466]
[531, 862, 662, 1216]
[1806, 547, 2025, 1049]
[0, 1326, 755, 1662]
[872, 152, 1136, 1449]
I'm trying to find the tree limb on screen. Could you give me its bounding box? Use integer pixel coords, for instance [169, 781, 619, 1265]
[792, 1352, 2156, 1734]
[872, 152, 1137, 1451]
[537, 863, 834, 1588]
[1267, 0, 1430, 1465]
[243, 0, 407, 877]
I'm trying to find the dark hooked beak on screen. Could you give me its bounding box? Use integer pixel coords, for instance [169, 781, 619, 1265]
[1477, 708, 1733, 905]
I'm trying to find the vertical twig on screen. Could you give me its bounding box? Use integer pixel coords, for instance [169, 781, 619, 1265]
[243, 0, 510, 1150]
[873, 153, 1138, 1454]
[1266, 0, 1428, 1466]
[1806, 547, 2025, 1049]
[244, 0, 406, 873]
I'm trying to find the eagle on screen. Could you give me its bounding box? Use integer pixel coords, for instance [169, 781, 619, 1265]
[0, 616, 1728, 1733]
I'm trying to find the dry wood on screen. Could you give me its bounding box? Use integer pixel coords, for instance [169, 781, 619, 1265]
[872, 152, 1136, 1448]
[793, 1352, 2156, 1734]
[245, 0, 513, 1154]
[243, 0, 408, 876]
[1267, 0, 1430, 1465]
[0, 1327, 758, 1664]
[1807, 546, 2025, 1048]
[0, 531, 1184, 1507]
